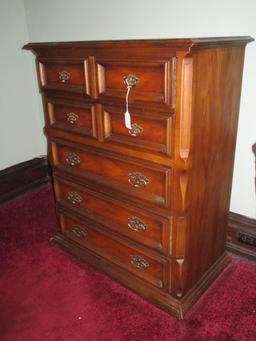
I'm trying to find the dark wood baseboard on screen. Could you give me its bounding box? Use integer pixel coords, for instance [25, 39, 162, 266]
[0, 156, 52, 203]
[1, 157, 255, 262]
[227, 212, 256, 262]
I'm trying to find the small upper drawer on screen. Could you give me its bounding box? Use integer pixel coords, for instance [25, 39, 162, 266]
[38, 58, 91, 95]
[59, 212, 169, 290]
[95, 58, 175, 109]
[51, 140, 172, 208]
[54, 176, 171, 254]
[46, 97, 97, 139]
[102, 105, 173, 156]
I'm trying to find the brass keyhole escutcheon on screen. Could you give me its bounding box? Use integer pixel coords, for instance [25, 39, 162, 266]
[72, 225, 87, 239]
[59, 70, 70, 83]
[123, 74, 139, 88]
[128, 123, 143, 137]
[67, 191, 83, 205]
[65, 152, 81, 166]
[67, 112, 78, 124]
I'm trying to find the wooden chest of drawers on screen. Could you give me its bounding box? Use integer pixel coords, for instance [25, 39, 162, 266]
[24, 37, 253, 318]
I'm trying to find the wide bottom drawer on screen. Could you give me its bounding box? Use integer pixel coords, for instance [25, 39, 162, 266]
[58, 212, 169, 290]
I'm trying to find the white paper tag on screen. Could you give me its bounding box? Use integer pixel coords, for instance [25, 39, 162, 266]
[124, 110, 132, 129]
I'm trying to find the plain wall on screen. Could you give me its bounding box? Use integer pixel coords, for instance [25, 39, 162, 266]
[4, 0, 256, 217]
[0, 0, 46, 169]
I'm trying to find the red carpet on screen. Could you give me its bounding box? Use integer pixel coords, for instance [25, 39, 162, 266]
[0, 184, 255, 341]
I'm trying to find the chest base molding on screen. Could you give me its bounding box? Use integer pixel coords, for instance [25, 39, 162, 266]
[52, 232, 230, 319]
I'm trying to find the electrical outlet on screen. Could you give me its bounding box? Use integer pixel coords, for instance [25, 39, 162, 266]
[239, 232, 256, 247]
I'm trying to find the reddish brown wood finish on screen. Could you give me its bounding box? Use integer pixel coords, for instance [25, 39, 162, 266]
[95, 58, 174, 109]
[185, 47, 247, 291]
[59, 212, 169, 290]
[24, 36, 253, 318]
[38, 58, 91, 95]
[54, 175, 171, 254]
[46, 97, 97, 138]
[101, 105, 174, 156]
[50, 139, 172, 207]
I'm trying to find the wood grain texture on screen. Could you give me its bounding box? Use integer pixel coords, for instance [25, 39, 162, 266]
[50, 138, 172, 208]
[54, 175, 171, 255]
[101, 104, 174, 156]
[23, 36, 253, 52]
[184, 47, 247, 291]
[46, 96, 97, 139]
[24, 37, 253, 318]
[58, 211, 169, 290]
[38, 58, 91, 96]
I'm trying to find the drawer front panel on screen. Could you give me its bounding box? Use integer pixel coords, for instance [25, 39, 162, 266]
[96, 59, 174, 108]
[38, 58, 90, 95]
[59, 213, 168, 289]
[47, 98, 97, 138]
[54, 177, 171, 254]
[51, 141, 171, 207]
[102, 105, 173, 156]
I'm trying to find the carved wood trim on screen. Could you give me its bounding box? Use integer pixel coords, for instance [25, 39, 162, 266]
[172, 215, 188, 297]
[179, 171, 189, 212]
[84, 58, 91, 96]
[23, 37, 254, 53]
[91, 105, 97, 139]
[171, 57, 177, 109]
[164, 60, 171, 106]
[180, 55, 193, 161]
[38, 61, 46, 87]
[96, 63, 105, 95]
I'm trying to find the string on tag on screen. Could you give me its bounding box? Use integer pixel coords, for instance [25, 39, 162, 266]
[124, 86, 132, 129]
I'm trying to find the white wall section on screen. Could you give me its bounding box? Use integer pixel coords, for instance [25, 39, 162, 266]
[0, 0, 46, 169]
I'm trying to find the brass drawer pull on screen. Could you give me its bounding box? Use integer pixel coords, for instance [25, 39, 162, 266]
[72, 225, 87, 239]
[129, 123, 143, 137]
[65, 152, 80, 166]
[128, 172, 149, 188]
[59, 70, 70, 83]
[128, 217, 147, 232]
[130, 255, 149, 270]
[123, 74, 139, 88]
[67, 191, 83, 205]
[66, 112, 79, 124]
